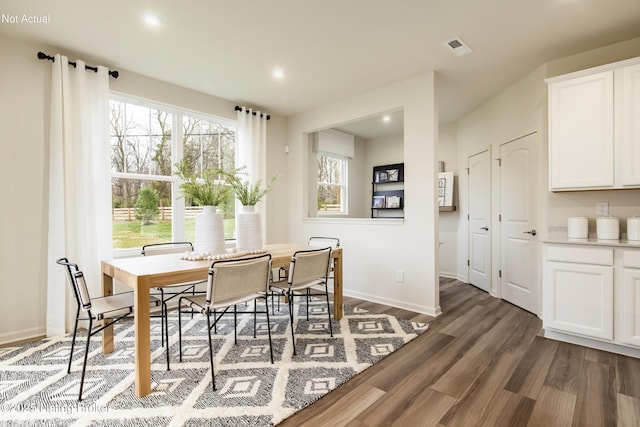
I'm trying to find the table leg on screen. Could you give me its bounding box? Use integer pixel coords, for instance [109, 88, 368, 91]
[134, 281, 152, 397]
[101, 272, 114, 354]
[333, 252, 343, 320]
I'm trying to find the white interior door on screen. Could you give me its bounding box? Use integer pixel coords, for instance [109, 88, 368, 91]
[500, 132, 538, 314]
[468, 149, 491, 292]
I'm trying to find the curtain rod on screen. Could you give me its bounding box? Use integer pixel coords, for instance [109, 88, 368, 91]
[37, 51, 119, 79]
[234, 105, 270, 120]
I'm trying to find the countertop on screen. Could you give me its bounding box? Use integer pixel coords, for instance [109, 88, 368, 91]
[543, 233, 640, 248]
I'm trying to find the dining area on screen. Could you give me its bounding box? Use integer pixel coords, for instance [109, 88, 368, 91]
[100, 242, 344, 398]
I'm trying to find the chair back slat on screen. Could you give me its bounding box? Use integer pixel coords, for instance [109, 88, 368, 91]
[142, 242, 193, 256]
[289, 247, 332, 286]
[206, 254, 272, 305]
[73, 271, 93, 310]
[56, 258, 92, 311]
[308, 237, 340, 248]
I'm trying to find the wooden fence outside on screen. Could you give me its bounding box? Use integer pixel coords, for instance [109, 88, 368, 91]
[112, 206, 204, 222]
[114, 204, 341, 221]
[317, 204, 341, 212]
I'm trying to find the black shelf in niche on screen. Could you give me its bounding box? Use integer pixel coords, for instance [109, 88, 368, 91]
[372, 163, 404, 218]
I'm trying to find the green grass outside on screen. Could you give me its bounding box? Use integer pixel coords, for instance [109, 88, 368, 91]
[113, 219, 235, 250]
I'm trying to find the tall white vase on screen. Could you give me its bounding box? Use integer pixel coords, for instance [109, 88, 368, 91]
[195, 206, 226, 254]
[236, 205, 263, 251]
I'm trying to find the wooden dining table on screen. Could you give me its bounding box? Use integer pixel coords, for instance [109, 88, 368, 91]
[101, 243, 343, 397]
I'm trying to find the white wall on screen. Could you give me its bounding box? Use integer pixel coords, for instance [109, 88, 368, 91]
[348, 137, 367, 218]
[0, 34, 289, 344]
[438, 123, 459, 278]
[0, 35, 49, 343]
[287, 73, 441, 316]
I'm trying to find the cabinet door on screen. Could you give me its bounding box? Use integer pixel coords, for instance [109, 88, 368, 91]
[549, 71, 614, 190]
[620, 268, 640, 347]
[544, 261, 614, 340]
[621, 63, 640, 186]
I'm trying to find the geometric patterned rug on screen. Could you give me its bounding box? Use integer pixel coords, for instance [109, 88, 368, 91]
[0, 299, 428, 426]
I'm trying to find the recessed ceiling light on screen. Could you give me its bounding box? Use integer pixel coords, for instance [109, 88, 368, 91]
[272, 68, 285, 80]
[382, 115, 391, 123]
[142, 13, 162, 27]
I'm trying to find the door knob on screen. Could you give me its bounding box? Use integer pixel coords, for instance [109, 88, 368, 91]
[524, 229, 537, 236]
[480, 226, 489, 231]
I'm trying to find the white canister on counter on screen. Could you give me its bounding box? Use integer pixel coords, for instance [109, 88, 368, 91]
[596, 216, 620, 240]
[567, 216, 589, 239]
[628, 216, 640, 241]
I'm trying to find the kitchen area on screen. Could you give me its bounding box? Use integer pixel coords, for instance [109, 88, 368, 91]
[542, 56, 640, 358]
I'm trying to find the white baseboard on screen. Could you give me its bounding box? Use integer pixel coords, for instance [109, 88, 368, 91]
[0, 326, 46, 346]
[343, 289, 441, 317]
[439, 272, 467, 283]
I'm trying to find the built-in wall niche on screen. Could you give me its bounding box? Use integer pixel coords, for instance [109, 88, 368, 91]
[306, 110, 404, 219]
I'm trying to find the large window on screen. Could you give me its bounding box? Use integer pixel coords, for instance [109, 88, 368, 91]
[109, 96, 236, 250]
[317, 153, 347, 214]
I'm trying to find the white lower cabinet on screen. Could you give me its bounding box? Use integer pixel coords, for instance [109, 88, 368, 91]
[620, 251, 640, 346]
[543, 243, 640, 355]
[544, 246, 614, 340]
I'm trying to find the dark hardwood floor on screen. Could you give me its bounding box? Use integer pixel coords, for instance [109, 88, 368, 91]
[279, 278, 640, 427]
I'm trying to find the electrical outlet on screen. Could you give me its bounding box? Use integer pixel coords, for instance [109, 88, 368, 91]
[596, 202, 609, 216]
[396, 270, 404, 283]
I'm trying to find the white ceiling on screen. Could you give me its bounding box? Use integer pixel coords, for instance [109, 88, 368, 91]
[2, 0, 640, 124]
[333, 109, 405, 140]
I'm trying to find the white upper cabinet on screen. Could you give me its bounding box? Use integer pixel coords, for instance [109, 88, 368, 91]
[547, 57, 640, 191]
[621, 63, 640, 186]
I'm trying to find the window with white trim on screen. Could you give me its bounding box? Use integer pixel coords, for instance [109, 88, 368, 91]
[317, 152, 347, 214]
[109, 95, 236, 251]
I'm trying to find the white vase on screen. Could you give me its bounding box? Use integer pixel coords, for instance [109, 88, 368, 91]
[195, 206, 226, 254]
[236, 205, 263, 251]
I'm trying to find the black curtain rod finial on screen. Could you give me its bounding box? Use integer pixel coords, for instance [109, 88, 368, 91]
[37, 51, 54, 61]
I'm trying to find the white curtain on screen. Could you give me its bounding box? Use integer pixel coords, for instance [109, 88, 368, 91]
[236, 107, 268, 229]
[46, 55, 113, 336]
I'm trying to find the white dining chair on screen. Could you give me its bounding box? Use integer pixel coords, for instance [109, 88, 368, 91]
[177, 253, 274, 391]
[270, 247, 333, 355]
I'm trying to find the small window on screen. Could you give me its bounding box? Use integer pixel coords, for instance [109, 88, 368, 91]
[317, 153, 347, 214]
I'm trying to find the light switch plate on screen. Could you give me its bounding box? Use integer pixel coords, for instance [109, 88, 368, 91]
[596, 202, 609, 216]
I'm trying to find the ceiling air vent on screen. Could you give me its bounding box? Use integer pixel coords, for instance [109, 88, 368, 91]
[445, 37, 472, 56]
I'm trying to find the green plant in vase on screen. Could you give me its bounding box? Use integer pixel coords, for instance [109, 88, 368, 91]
[174, 159, 230, 206]
[174, 160, 230, 254]
[223, 166, 278, 251]
[224, 166, 278, 206]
